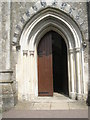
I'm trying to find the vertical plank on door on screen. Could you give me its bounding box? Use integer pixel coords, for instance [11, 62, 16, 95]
[38, 32, 53, 96]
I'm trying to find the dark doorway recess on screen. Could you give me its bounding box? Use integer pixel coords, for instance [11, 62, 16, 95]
[38, 31, 69, 96]
[52, 31, 69, 96]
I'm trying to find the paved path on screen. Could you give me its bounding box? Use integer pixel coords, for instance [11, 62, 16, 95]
[2, 93, 88, 118]
[3, 109, 88, 118]
[13, 93, 88, 110]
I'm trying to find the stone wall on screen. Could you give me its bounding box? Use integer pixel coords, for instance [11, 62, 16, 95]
[0, 2, 13, 111]
[0, 2, 2, 113]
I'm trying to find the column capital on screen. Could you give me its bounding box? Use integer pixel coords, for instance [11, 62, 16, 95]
[23, 50, 28, 56]
[29, 51, 34, 56]
[74, 48, 81, 52]
[69, 49, 74, 53]
[69, 48, 81, 53]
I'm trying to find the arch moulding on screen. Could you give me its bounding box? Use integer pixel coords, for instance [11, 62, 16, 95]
[15, 5, 86, 101]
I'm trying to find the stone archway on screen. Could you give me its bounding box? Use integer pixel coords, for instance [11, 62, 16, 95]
[16, 7, 84, 101]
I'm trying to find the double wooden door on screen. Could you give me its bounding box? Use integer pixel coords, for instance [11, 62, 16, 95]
[38, 32, 53, 96]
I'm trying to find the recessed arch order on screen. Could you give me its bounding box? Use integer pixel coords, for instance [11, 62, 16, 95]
[17, 7, 85, 101]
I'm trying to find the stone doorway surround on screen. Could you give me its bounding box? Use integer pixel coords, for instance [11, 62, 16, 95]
[11, 1, 88, 102]
[15, 7, 85, 101]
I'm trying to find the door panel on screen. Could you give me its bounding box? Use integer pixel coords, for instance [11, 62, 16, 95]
[38, 32, 53, 96]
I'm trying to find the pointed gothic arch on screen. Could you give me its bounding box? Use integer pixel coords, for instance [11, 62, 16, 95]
[15, 6, 86, 101]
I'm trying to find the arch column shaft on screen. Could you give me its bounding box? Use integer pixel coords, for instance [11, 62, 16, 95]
[29, 54, 36, 99]
[75, 50, 82, 100]
[69, 51, 76, 99]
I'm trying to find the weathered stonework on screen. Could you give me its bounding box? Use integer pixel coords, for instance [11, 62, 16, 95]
[0, 0, 89, 111]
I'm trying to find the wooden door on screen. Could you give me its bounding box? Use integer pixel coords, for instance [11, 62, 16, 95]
[38, 32, 53, 96]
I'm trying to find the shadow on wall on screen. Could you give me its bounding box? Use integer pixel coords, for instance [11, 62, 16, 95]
[86, 1, 90, 106]
[86, 90, 90, 106]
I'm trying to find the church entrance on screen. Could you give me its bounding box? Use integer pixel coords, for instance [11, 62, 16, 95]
[16, 6, 84, 101]
[38, 31, 68, 97]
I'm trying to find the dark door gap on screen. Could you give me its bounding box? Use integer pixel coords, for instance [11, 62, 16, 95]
[52, 31, 69, 96]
